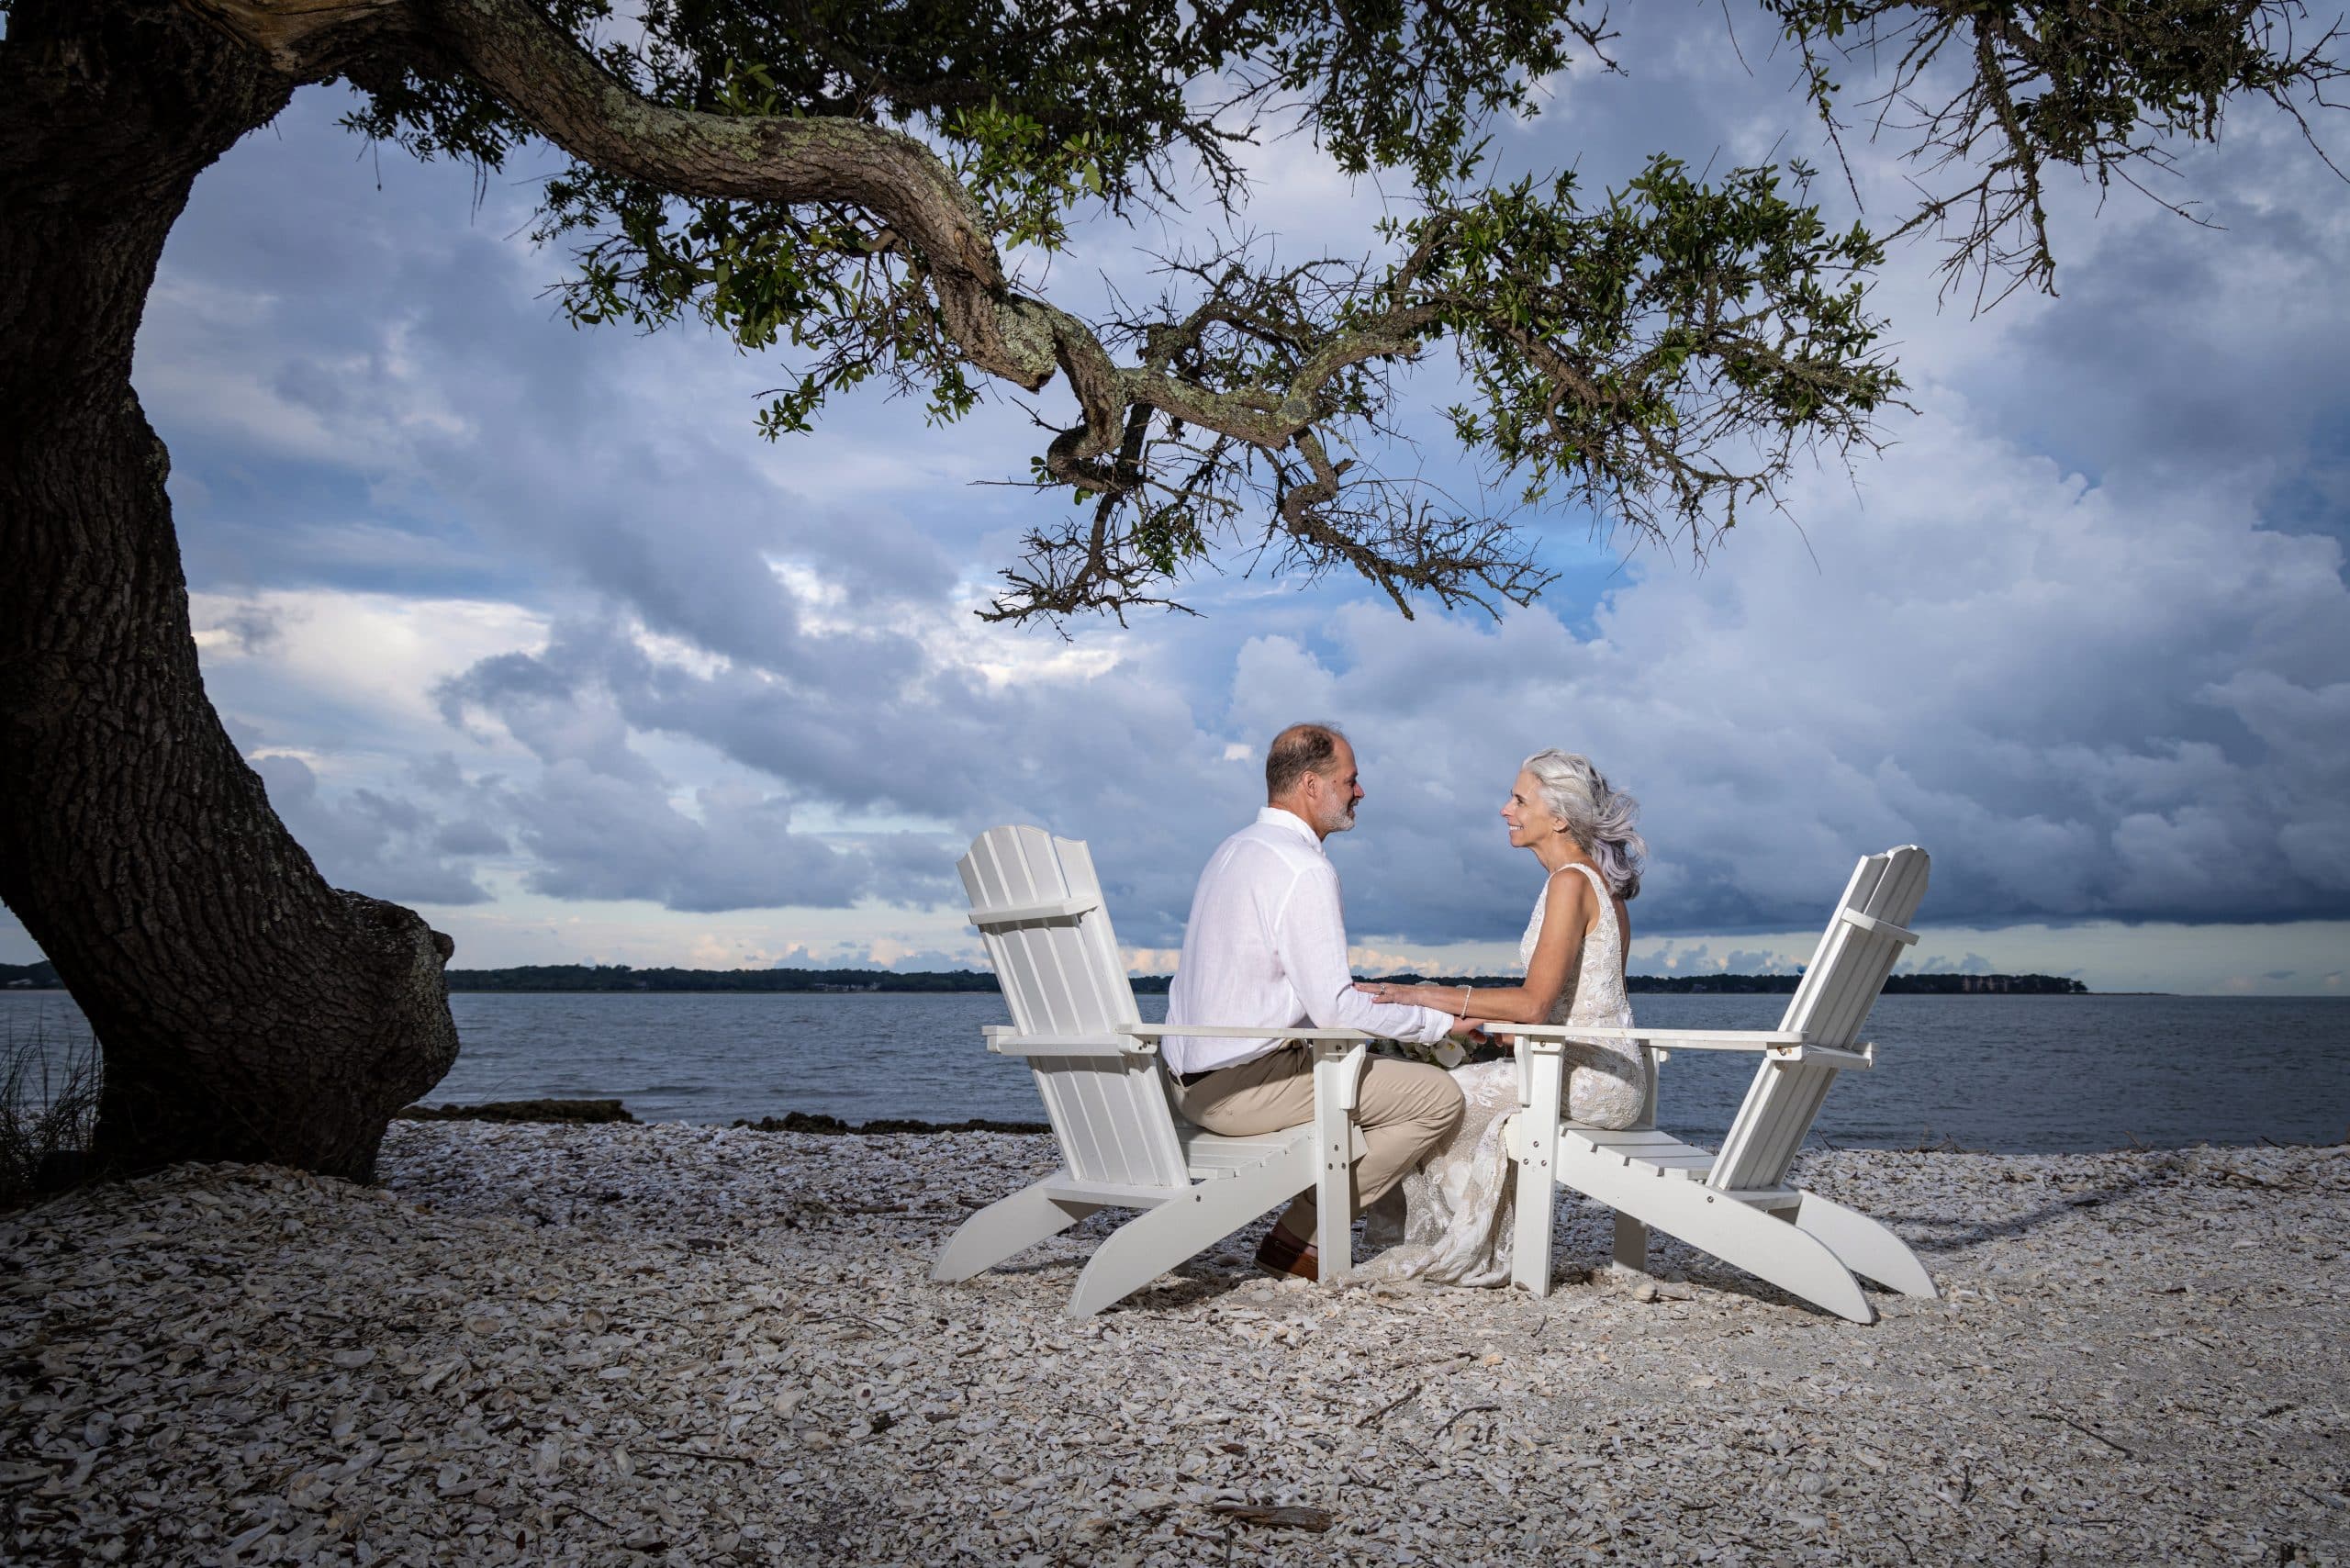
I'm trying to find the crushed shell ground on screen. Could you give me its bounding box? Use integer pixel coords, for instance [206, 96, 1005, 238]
[3, 1122, 2344, 1565]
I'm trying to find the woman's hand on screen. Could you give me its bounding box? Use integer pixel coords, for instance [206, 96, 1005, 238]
[1356, 980, 1426, 1007]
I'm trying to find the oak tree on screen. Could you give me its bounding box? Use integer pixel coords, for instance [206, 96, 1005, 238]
[0, 0, 2337, 1177]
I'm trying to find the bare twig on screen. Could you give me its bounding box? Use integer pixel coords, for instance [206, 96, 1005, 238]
[1435, 1404, 1502, 1438]
[2029, 1411, 2134, 1458]
[1357, 1383, 1424, 1428]
[1772, 0, 2349, 304]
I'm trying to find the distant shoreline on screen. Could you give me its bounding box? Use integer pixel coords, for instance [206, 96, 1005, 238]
[439, 965, 2095, 995]
[0, 958, 2100, 997]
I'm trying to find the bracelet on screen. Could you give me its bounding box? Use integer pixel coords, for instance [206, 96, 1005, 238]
[1460, 985, 1472, 1016]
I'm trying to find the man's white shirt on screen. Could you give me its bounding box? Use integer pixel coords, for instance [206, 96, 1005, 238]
[1161, 807, 1457, 1077]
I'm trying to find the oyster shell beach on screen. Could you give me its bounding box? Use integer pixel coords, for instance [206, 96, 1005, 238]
[4, 1124, 2344, 1566]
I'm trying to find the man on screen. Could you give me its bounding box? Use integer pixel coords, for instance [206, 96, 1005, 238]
[1164, 722, 1474, 1281]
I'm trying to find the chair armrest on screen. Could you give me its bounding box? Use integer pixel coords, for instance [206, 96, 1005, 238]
[1500, 1025, 1874, 1069]
[1116, 1023, 1381, 1042]
[983, 1025, 1157, 1058]
[1505, 1025, 1806, 1050]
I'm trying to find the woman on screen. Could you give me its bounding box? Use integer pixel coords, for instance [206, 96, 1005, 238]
[1350, 749, 1647, 1286]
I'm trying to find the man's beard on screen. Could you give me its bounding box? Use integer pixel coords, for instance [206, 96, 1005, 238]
[1324, 802, 1357, 834]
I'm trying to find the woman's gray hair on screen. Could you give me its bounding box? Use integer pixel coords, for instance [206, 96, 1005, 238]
[1522, 749, 1646, 900]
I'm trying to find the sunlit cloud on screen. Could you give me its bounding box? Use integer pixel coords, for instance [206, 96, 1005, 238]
[5, 6, 2344, 996]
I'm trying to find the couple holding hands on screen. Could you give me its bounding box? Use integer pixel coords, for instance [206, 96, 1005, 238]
[1162, 722, 1649, 1287]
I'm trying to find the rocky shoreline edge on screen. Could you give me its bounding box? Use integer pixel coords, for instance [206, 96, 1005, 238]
[397, 1099, 1050, 1136]
[4, 1124, 2344, 1565]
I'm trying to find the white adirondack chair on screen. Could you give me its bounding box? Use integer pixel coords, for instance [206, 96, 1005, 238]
[1505, 846, 1937, 1323]
[934, 825, 1388, 1317]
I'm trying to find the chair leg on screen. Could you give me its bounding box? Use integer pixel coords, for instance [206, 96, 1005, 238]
[1508, 1146, 1556, 1296]
[1066, 1154, 1310, 1319]
[1312, 1044, 1370, 1278]
[1794, 1191, 1938, 1298]
[932, 1179, 1100, 1283]
[1612, 1212, 1649, 1273]
[1507, 1053, 1565, 1295]
[1561, 1161, 1874, 1324]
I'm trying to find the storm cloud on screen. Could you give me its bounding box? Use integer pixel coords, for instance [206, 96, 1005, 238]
[4, 4, 2339, 990]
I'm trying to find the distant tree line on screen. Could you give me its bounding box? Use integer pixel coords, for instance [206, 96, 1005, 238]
[0, 958, 2089, 996]
[440, 964, 1009, 993]
[1621, 972, 2087, 995]
[431, 963, 2090, 995]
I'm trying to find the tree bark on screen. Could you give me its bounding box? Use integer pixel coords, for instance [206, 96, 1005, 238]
[0, 0, 459, 1182]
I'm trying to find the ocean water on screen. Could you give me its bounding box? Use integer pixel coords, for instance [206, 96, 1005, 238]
[6, 991, 2346, 1154]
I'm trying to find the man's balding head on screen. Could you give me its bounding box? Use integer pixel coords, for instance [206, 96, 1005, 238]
[1265, 722, 1361, 839]
[1265, 722, 1347, 801]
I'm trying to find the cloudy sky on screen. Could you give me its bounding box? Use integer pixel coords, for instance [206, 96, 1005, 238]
[6, 4, 2346, 993]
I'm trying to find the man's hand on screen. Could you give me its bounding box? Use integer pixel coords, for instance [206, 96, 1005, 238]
[1446, 1017, 1494, 1044]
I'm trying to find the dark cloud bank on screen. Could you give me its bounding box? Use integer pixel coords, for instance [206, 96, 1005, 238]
[81, 9, 2350, 967]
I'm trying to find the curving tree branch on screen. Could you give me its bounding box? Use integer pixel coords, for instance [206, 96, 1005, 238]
[184, 0, 1055, 386]
[176, 0, 2339, 622]
[193, 0, 1865, 623]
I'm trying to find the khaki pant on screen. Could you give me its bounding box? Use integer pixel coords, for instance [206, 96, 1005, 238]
[1170, 1044, 1464, 1238]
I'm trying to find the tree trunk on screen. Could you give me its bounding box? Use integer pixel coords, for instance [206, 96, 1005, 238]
[0, 1, 460, 1182]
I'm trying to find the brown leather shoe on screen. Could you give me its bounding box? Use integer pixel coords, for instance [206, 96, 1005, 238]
[1254, 1224, 1318, 1282]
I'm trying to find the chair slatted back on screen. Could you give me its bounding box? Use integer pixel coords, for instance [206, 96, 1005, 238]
[959, 825, 1190, 1191]
[1709, 846, 1930, 1193]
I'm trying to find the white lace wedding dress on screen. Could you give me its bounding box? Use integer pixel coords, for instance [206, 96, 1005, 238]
[1354, 861, 1645, 1286]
